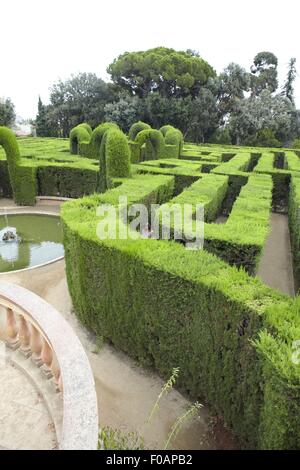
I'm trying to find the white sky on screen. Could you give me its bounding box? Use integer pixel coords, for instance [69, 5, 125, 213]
[1, 0, 300, 119]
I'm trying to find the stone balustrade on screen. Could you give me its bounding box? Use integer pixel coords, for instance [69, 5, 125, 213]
[0, 281, 98, 450]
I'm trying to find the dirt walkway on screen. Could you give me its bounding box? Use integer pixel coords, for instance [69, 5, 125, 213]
[257, 213, 295, 296]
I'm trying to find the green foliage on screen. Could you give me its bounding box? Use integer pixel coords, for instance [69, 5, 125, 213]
[288, 175, 300, 288]
[281, 58, 297, 104]
[61, 170, 299, 448]
[292, 138, 300, 149]
[0, 126, 35, 205]
[250, 51, 278, 95]
[0, 136, 99, 203]
[0, 97, 15, 127]
[245, 129, 282, 148]
[129, 121, 151, 141]
[135, 129, 165, 161]
[98, 127, 131, 192]
[107, 47, 216, 98]
[218, 63, 250, 118]
[69, 124, 91, 154]
[99, 427, 145, 450]
[38, 73, 118, 137]
[106, 129, 131, 179]
[165, 128, 184, 156]
[105, 94, 145, 133]
[209, 128, 232, 145]
[36, 96, 52, 137]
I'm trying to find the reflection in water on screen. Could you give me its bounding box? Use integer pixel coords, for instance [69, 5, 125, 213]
[0, 214, 64, 272]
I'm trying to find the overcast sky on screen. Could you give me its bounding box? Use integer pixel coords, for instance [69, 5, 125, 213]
[1, 0, 300, 118]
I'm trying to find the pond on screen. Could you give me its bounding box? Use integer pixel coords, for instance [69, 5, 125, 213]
[0, 214, 64, 273]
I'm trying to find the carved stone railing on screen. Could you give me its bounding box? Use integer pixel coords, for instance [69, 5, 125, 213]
[0, 281, 98, 450]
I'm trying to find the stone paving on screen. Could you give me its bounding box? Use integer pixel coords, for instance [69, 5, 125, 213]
[0, 361, 57, 450]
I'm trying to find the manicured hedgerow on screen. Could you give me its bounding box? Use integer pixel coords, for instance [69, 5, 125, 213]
[0, 126, 37, 205]
[69, 124, 91, 154]
[76, 122, 119, 159]
[164, 127, 184, 157]
[134, 129, 165, 161]
[98, 128, 131, 192]
[128, 121, 151, 141]
[288, 175, 300, 290]
[61, 173, 300, 449]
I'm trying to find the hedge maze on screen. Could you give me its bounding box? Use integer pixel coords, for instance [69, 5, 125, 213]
[1, 123, 300, 449]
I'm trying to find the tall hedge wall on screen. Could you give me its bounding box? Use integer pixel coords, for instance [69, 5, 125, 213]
[61, 173, 300, 449]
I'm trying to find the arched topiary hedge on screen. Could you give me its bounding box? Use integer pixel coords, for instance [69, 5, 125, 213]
[159, 125, 175, 137]
[76, 122, 119, 159]
[164, 127, 184, 158]
[0, 126, 36, 205]
[128, 121, 151, 141]
[98, 128, 131, 192]
[79, 123, 92, 136]
[134, 129, 165, 162]
[70, 124, 91, 155]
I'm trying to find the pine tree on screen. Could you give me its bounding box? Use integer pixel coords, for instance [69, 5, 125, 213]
[282, 58, 297, 104]
[36, 96, 51, 136]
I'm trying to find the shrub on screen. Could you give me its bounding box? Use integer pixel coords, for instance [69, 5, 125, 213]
[128, 121, 151, 141]
[61, 172, 300, 449]
[288, 175, 300, 289]
[165, 128, 184, 157]
[135, 129, 165, 161]
[245, 129, 282, 148]
[159, 125, 174, 137]
[292, 138, 300, 149]
[81, 122, 120, 160]
[0, 126, 36, 205]
[78, 123, 92, 136]
[209, 128, 232, 145]
[98, 128, 131, 192]
[69, 124, 91, 154]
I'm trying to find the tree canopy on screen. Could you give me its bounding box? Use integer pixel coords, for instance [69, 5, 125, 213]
[0, 97, 16, 127]
[107, 47, 216, 98]
[250, 51, 278, 95]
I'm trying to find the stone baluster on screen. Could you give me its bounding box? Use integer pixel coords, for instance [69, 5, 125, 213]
[6, 308, 20, 350]
[51, 353, 61, 392]
[58, 374, 63, 393]
[30, 324, 43, 366]
[41, 338, 54, 379]
[18, 315, 32, 357]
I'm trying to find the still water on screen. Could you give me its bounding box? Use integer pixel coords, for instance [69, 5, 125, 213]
[0, 214, 64, 272]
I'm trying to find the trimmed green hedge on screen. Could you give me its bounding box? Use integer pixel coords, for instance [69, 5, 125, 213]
[98, 128, 131, 193]
[0, 126, 37, 205]
[78, 122, 119, 159]
[69, 124, 91, 155]
[157, 173, 272, 273]
[158, 174, 228, 223]
[135, 129, 165, 161]
[253, 151, 291, 211]
[61, 173, 300, 449]
[288, 175, 300, 290]
[164, 127, 184, 157]
[128, 121, 151, 141]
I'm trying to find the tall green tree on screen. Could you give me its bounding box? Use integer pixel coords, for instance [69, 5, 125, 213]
[36, 96, 52, 136]
[104, 93, 145, 132]
[281, 58, 297, 104]
[250, 51, 278, 96]
[0, 97, 16, 127]
[229, 90, 294, 144]
[107, 47, 216, 98]
[47, 73, 118, 136]
[217, 63, 250, 118]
